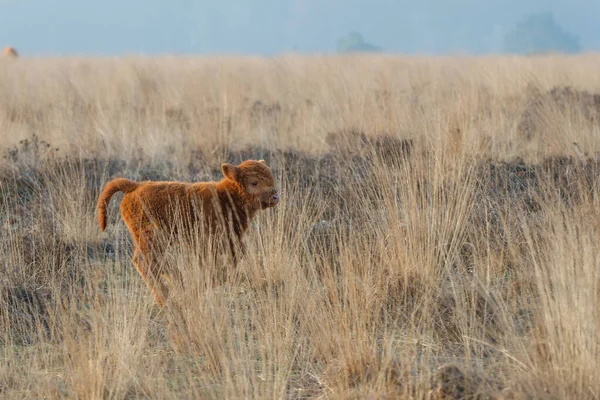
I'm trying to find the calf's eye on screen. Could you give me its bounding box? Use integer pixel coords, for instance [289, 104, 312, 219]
[251, 182, 258, 186]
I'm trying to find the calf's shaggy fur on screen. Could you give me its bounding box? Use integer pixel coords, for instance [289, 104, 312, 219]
[97, 159, 280, 307]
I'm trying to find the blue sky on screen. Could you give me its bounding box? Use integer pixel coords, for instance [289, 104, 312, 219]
[1, 0, 598, 56]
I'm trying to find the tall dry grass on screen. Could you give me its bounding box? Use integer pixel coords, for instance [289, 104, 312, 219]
[1, 54, 600, 399]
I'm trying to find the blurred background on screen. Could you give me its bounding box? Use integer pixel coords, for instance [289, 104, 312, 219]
[1, 0, 598, 56]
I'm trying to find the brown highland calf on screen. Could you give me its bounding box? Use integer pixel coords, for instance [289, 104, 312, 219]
[97, 159, 280, 307]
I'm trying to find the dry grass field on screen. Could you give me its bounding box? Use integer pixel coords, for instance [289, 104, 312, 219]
[1, 54, 600, 399]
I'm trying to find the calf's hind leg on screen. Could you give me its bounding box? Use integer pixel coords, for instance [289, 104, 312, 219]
[132, 247, 170, 308]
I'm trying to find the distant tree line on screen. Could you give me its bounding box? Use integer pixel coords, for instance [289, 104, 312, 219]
[336, 31, 381, 53]
[336, 12, 581, 55]
[503, 12, 581, 54]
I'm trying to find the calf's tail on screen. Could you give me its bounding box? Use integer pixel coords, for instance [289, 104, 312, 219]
[97, 178, 139, 231]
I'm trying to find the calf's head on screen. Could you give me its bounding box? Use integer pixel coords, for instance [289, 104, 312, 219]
[221, 160, 280, 209]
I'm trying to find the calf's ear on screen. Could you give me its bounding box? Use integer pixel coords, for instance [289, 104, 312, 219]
[221, 163, 239, 181]
[258, 159, 266, 164]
